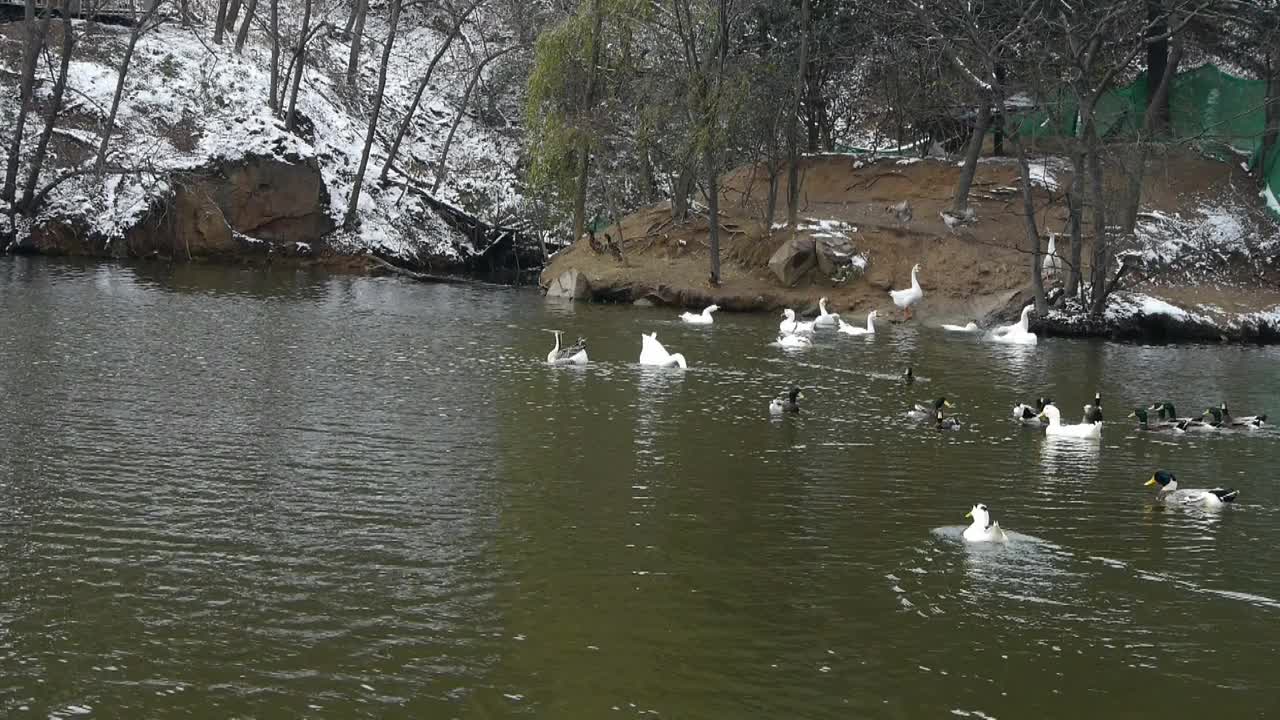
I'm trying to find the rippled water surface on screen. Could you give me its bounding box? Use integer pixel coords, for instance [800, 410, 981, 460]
[3, 258, 1280, 718]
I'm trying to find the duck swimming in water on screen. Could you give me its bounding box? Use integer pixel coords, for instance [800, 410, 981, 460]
[902, 367, 914, 384]
[836, 310, 877, 336]
[638, 332, 688, 368]
[941, 321, 980, 333]
[679, 304, 719, 325]
[774, 333, 813, 348]
[779, 308, 815, 336]
[1128, 407, 1174, 431]
[813, 297, 838, 329]
[1145, 470, 1238, 507]
[1013, 397, 1049, 425]
[936, 408, 961, 431]
[1039, 404, 1102, 438]
[545, 330, 588, 365]
[963, 504, 1009, 543]
[910, 397, 953, 420]
[769, 387, 803, 414]
[1082, 392, 1103, 424]
[1204, 402, 1267, 429]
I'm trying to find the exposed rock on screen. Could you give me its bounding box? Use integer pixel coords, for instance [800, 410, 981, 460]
[546, 268, 592, 299]
[768, 235, 816, 286]
[815, 234, 858, 276]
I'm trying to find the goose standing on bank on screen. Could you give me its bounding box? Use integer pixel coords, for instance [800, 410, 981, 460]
[814, 297, 839, 329]
[1043, 234, 1063, 281]
[963, 504, 1010, 543]
[1145, 470, 1238, 507]
[638, 332, 688, 368]
[837, 310, 877, 336]
[888, 263, 924, 320]
[545, 330, 588, 365]
[1039, 404, 1102, 438]
[679, 304, 719, 325]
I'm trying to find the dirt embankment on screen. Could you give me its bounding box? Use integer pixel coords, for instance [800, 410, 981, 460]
[541, 151, 1277, 335]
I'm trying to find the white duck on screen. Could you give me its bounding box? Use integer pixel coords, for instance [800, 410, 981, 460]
[989, 305, 1037, 345]
[546, 330, 588, 365]
[774, 333, 813, 348]
[888, 263, 924, 320]
[941, 321, 980, 333]
[779, 308, 815, 336]
[1145, 470, 1239, 507]
[638, 332, 688, 368]
[1038, 403, 1101, 439]
[679, 304, 719, 325]
[963, 503, 1009, 543]
[813, 297, 838, 328]
[837, 310, 877, 336]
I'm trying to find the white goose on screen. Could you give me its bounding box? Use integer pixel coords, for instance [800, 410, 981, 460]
[545, 330, 588, 365]
[679, 304, 719, 325]
[1043, 234, 1063, 280]
[989, 305, 1037, 345]
[963, 503, 1009, 543]
[813, 297, 838, 328]
[779, 309, 815, 336]
[888, 263, 923, 320]
[941, 321, 980, 333]
[1038, 403, 1101, 439]
[774, 333, 813, 348]
[837, 310, 877, 336]
[638, 332, 688, 368]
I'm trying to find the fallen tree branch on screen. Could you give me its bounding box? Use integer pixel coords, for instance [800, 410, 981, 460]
[368, 254, 507, 286]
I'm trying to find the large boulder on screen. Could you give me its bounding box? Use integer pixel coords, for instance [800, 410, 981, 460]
[815, 233, 858, 276]
[546, 268, 592, 299]
[768, 235, 816, 287]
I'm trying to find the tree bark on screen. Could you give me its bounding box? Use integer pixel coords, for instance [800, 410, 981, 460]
[433, 47, 513, 193]
[234, 0, 257, 53]
[1145, 0, 1169, 132]
[284, 0, 313, 131]
[570, 0, 604, 246]
[379, 0, 480, 182]
[1064, 147, 1086, 300]
[344, 0, 367, 86]
[1261, 44, 1279, 187]
[96, 0, 161, 175]
[672, 154, 695, 222]
[268, 0, 279, 111]
[705, 0, 728, 285]
[952, 99, 991, 213]
[213, 0, 229, 44]
[2, 0, 46, 205]
[1121, 42, 1182, 236]
[1086, 124, 1109, 317]
[20, 7, 75, 212]
[224, 0, 243, 36]
[343, 0, 403, 229]
[785, 0, 810, 229]
[1010, 129, 1047, 314]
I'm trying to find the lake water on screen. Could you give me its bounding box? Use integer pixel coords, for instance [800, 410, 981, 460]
[2, 257, 1279, 718]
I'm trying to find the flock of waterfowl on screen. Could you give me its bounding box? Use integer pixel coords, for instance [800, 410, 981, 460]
[544, 264, 1268, 545]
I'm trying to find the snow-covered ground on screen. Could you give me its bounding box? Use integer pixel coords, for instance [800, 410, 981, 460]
[0, 3, 523, 261]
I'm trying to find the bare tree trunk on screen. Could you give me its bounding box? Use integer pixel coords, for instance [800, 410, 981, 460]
[765, 168, 779, 231]
[705, 0, 728, 285]
[96, 0, 162, 175]
[213, 0, 229, 44]
[180, 0, 189, 27]
[671, 154, 695, 222]
[284, 0, 314, 131]
[785, 0, 810, 229]
[379, 0, 480, 182]
[1261, 44, 1279, 186]
[1063, 148, 1085, 300]
[952, 99, 991, 213]
[1086, 125, 1109, 317]
[268, 0, 279, 111]
[343, 0, 403, 228]
[224, 0, 243, 36]
[1010, 130, 1047, 314]
[20, 7, 75, 212]
[344, 0, 367, 85]
[1146, 0, 1170, 132]
[433, 47, 514, 193]
[2, 0, 45, 205]
[234, 0, 257, 53]
[1120, 42, 1182, 236]
[570, 0, 604, 245]
[705, 143, 721, 285]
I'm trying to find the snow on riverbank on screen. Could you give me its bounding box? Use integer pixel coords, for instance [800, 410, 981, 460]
[1044, 291, 1280, 342]
[1, 5, 523, 261]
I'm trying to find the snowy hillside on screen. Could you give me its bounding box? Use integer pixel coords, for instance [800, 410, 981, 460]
[0, 1, 525, 263]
